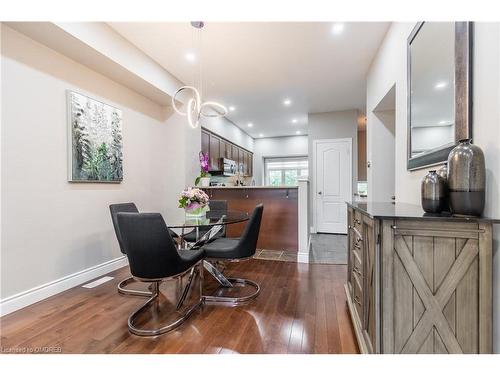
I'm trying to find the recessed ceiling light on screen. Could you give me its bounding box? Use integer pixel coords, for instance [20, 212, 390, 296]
[283, 98, 292, 106]
[331, 23, 345, 35]
[434, 81, 447, 90]
[229, 106, 236, 112]
[247, 123, 253, 128]
[296, 130, 301, 135]
[292, 118, 297, 124]
[185, 52, 196, 62]
[259, 133, 264, 137]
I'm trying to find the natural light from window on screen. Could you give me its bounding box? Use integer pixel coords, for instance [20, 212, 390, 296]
[264, 157, 308, 186]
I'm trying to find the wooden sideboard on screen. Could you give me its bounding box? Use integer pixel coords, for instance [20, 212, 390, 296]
[345, 202, 498, 354]
[204, 187, 298, 251]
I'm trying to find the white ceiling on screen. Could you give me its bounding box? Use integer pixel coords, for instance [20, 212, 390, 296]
[109, 22, 390, 138]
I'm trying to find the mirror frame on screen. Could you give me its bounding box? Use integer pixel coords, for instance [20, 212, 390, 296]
[407, 22, 473, 171]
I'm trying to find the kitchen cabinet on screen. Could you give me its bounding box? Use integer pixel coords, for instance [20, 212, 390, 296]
[345, 202, 496, 354]
[208, 134, 221, 171]
[221, 140, 231, 159]
[230, 144, 238, 163]
[200, 128, 254, 177]
[238, 148, 244, 174]
[243, 151, 253, 177]
[201, 130, 210, 158]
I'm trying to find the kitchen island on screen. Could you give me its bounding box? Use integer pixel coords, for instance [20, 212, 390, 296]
[203, 186, 298, 251]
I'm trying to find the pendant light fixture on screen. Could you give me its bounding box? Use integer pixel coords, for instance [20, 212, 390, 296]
[172, 22, 228, 129]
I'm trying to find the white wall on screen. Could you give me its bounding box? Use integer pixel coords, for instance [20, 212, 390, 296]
[253, 135, 308, 185]
[367, 22, 500, 352]
[202, 117, 254, 152]
[308, 110, 359, 195]
[0, 26, 199, 299]
[308, 110, 359, 229]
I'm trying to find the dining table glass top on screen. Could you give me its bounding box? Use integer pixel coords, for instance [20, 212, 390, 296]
[166, 210, 249, 229]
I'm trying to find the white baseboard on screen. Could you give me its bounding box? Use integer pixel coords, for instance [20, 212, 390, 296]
[0, 256, 128, 317]
[297, 252, 309, 263]
[297, 235, 311, 264]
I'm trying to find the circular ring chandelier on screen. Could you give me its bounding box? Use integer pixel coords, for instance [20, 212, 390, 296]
[172, 22, 228, 129]
[172, 86, 228, 129]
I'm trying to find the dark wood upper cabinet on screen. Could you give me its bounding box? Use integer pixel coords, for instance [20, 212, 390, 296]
[248, 152, 253, 177]
[243, 151, 249, 176]
[201, 128, 253, 177]
[238, 148, 244, 174]
[209, 134, 221, 171]
[201, 130, 210, 158]
[221, 140, 231, 159]
[231, 144, 238, 162]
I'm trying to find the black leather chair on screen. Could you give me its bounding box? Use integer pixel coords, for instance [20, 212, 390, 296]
[109, 203, 180, 297]
[182, 200, 227, 244]
[117, 212, 204, 336]
[201, 204, 263, 305]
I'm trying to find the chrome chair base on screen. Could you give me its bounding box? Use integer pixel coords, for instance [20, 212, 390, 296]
[204, 277, 260, 305]
[127, 263, 203, 337]
[118, 276, 153, 297]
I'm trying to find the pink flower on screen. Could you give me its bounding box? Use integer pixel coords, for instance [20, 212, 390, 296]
[199, 151, 209, 173]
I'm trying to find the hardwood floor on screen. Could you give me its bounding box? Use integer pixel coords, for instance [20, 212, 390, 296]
[0, 259, 358, 354]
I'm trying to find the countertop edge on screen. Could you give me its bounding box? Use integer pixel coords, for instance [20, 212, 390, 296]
[202, 186, 298, 189]
[346, 201, 500, 223]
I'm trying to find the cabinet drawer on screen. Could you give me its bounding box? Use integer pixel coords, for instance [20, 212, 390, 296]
[353, 249, 362, 278]
[353, 210, 363, 231]
[352, 272, 363, 319]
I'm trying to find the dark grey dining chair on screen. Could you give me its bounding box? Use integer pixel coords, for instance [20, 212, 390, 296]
[117, 212, 204, 336]
[201, 204, 263, 305]
[109, 202, 180, 297]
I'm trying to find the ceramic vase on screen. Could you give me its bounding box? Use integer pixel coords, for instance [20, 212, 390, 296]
[436, 163, 450, 212]
[421, 170, 447, 213]
[447, 139, 485, 216]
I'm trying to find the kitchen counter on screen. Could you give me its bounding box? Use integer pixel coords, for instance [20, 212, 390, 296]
[346, 201, 500, 223]
[202, 186, 298, 251]
[204, 185, 298, 189]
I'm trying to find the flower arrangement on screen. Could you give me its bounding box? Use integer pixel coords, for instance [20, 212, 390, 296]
[195, 151, 211, 186]
[178, 187, 210, 217]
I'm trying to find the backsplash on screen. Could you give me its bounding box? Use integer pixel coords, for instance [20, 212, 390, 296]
[209, 175, 254, 186]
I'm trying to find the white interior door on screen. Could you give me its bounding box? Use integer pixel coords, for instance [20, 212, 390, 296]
[314, 139, 352, 234]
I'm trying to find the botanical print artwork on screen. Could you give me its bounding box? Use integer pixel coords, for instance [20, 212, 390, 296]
[68, 91, 123, 182]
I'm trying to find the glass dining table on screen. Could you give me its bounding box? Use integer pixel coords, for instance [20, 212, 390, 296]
[167, 209, 249, 241]
[167, 210, 249, 288]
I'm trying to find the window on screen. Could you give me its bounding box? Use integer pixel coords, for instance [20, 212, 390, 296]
[264, 157, 308, 186]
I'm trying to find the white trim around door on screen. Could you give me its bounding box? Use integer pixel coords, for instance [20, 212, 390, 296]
[313, 138, 353, 234]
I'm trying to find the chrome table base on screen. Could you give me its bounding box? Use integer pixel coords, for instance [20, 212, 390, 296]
[203, 260, 260, 306]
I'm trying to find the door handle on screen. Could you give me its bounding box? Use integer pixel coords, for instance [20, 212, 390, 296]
[318, 191, 322, 195]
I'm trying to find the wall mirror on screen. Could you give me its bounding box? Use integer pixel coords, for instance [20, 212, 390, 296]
[407, 22, 473, 170]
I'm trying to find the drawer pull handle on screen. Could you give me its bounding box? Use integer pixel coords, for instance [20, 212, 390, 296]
[351, 227, 363, 240]
[354, 219, 361, 225]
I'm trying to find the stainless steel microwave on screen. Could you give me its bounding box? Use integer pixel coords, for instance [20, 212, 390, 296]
[221, 158, 237, 176]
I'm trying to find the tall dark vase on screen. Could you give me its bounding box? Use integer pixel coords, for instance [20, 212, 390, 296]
[421, 170, 447, 213]
[436, 163, 450, 212]
[447, 138, 486, 216]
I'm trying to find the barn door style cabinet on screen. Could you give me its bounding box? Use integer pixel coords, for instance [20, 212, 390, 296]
[345, 202, 497, 354]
